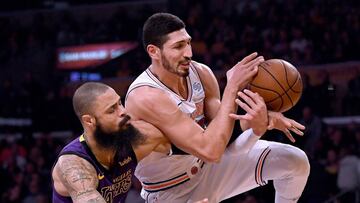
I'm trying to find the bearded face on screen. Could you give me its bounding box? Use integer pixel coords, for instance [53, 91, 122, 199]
[157, 29, 193, 77]
[93, 115, 144, 152]
[160, 51, 191, 77]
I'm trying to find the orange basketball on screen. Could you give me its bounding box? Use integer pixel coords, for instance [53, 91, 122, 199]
[247, 59, 303, 112]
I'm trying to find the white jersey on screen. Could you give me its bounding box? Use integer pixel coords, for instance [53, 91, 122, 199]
[126, 62, 206, 193]
[125, 64, 309, 203]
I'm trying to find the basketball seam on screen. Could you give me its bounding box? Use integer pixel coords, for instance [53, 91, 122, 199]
[252, 81, 301, 103]
[288, 72, 302, 93]
[279, 60, 294, 106]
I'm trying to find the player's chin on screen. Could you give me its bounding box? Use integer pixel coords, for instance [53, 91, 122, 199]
[177, 68, 189, 77]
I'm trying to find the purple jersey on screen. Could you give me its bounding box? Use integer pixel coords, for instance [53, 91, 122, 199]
[52, 135, 137, 203]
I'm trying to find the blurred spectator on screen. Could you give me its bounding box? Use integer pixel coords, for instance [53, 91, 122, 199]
[300, 106, 322, 158]
[342, 75, 360, 115]
[337, 149, 360, 191]
[355, 130, 360, 157]
[311, 71, 336, 116]
[322, 149, 339, 195]
[337, 146, 360, 203]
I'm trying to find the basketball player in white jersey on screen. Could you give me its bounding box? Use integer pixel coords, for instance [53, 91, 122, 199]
[125, 13, 310, 203]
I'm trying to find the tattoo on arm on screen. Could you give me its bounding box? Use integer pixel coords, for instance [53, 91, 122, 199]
[57, 155, 106, 203]
[85, 196, 105, 203]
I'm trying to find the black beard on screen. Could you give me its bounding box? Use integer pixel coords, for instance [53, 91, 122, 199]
[161, 54, 190, 77]
[93, 121, 144, 154]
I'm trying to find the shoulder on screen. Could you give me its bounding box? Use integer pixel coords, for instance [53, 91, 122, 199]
[191, 60, 219, 94]
[61, 137, 82, 152]
[56, 154, 96, 173]
[191, 60, 213, 78]
[125, 85, 178, 120]
[127, 85, 166, 100]
[52, 154, 102, 201]
[126, 86, 174, 109]
[52, 154, 97, 188]
[53, 154, 98, 190]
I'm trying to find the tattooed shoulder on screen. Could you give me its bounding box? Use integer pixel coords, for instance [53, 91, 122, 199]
[57, 155, 106, 203]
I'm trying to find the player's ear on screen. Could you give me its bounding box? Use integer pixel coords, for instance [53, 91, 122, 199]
[147, 44, 160, 60]
[82, 115, 96, 127]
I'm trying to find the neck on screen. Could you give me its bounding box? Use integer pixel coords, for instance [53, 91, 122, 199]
[83, 132, 116, 169]
[150, 61, 188, 98]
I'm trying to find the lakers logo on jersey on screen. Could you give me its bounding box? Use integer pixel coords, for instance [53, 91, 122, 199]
[101, 169, 132, 203]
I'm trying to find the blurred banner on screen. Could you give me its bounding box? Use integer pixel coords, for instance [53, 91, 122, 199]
[56, 41, 138, 69]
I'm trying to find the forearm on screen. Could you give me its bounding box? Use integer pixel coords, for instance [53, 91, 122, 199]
[203, 84, 239, 156]
[72, 190, 106, 203]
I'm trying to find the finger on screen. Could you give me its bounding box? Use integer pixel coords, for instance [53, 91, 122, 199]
[289, 126, 304, 136]
[290, 120, 306, 130]
[251, 64, 259, 75]
[246, 64, 259, 80]
[229, 113, 241, 120]
[238, 52, 258, 65]
[244, 56, 265, 69]
[243, 89, 265, 104]
[284, 128, 296, 143]
[238, 91, 257, 109]
[235, 98, 255, 115]
[229, 113, 252, 121]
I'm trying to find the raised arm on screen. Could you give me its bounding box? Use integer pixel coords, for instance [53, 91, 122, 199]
[53, 155, 105, 203]
[126, 53, 263, 162]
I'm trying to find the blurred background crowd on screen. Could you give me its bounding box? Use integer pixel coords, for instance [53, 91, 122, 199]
[0, 0, 359, 202]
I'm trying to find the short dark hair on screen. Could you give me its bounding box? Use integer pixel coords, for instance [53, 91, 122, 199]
[73, 82, 110, 119]
[142, 12, 185, 49]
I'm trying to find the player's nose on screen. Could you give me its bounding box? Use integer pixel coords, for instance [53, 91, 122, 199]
[184, 44, 192, 58]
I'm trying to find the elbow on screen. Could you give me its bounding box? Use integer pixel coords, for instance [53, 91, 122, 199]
[207, 156, 221, 163]
[200, 150, 222, 163]
[203, 156, 220, 163]
[197, 139, 227, 163]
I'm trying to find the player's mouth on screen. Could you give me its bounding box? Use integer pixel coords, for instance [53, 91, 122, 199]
[179, 61, 190, 68]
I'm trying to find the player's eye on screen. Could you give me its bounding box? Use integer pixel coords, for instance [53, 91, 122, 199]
[108, 108, 115, 113]
[174, 43, 184, 49]
[108, 105, 117, 113]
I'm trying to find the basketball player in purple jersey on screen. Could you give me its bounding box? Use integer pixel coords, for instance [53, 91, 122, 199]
[52, 82, 209, 203]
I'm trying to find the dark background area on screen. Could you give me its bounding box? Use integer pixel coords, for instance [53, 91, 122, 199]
[0, 0, 359, 202]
